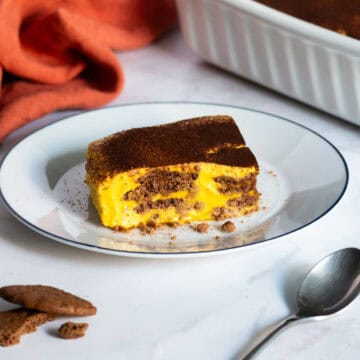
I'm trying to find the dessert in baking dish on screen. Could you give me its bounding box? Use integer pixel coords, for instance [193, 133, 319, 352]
[85, 115, 260, 231]
[256, 0, 360, 39]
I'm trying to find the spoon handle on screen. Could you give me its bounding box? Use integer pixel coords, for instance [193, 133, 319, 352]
[240, 314, 300, 359]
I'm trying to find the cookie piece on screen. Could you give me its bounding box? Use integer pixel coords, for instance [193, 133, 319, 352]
[0, 309, 48, 347]
[58, 322, 88, 339]
[0, 285, 97, 316]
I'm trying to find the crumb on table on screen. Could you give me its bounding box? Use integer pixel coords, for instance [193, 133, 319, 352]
[58, 322, 88, 339]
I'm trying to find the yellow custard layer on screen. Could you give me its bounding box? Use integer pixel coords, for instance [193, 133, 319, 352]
[86, 163, 259, 229]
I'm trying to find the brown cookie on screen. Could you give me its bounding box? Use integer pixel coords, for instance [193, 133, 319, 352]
[0, 308, 48, 347]
[58, 321, 88, 339]
[0, 285, 97, 316]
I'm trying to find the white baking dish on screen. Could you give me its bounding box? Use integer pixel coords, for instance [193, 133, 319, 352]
[176, 0, 360, 125]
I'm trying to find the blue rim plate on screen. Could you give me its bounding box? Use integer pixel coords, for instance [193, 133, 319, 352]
[0, 102, 349, 258]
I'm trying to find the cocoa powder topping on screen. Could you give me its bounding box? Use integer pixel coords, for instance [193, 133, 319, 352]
[86, 115, 258, 184]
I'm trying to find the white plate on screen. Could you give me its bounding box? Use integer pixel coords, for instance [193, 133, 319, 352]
[0, 103, 348, 258]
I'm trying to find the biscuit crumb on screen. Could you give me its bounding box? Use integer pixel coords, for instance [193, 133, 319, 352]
[151, 213, 160, 221]
[267, 170, 276, 177]
[212, 207, 235, 221]
[139, 221, 158, 234]
[58, 322, 88, 339]
[193, 201, 204, 210]
[170, 235, 177, 241]
[113, 225, 131, 233]
[194, 223, 210, 233]
[221, 221, 236, 233]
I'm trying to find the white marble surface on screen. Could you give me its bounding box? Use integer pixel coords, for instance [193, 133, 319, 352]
[0, 30, 359, 359]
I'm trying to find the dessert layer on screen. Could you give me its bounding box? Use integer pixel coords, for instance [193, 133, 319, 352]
[87, 163, 259, 230]
[86, 115, 258, 185]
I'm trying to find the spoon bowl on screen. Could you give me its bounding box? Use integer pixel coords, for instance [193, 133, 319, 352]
[297, 247, 360, 317]
[241, 248, 360, 359]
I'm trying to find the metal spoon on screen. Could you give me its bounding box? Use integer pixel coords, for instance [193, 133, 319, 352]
[241, 247, 360, 359]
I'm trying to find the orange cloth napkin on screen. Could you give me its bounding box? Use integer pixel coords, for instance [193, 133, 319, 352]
[0, 0, 177, 142]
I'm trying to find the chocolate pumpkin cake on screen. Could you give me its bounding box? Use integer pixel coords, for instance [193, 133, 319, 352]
[256, 1, 360, 40]
[85, 115, 260, 231]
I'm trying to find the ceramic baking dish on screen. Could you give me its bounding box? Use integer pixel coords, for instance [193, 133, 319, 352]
[176, 0, 360, 126]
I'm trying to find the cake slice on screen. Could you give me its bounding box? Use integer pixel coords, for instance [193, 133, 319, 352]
[85, 115, 260, 231]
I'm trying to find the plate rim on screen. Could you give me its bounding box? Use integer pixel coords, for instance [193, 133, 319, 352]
[0, 101, 350, 257]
